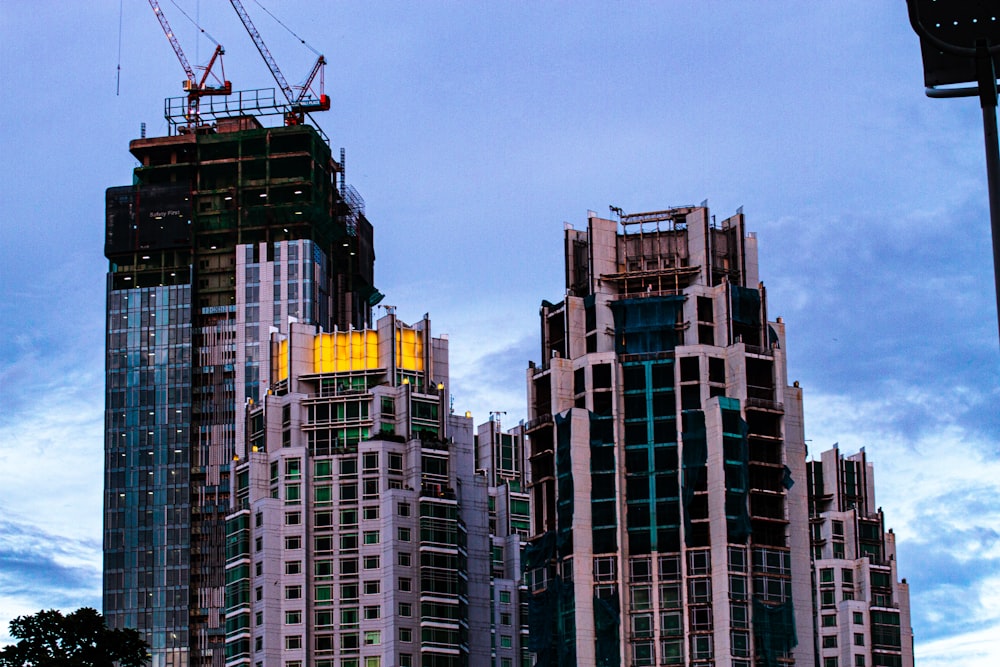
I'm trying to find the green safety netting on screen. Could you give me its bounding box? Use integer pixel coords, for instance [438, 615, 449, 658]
[589, 411, 614, 445]
[524, 531, 557, 571]
[594, 592, 621, 667]
[782, 465, 795, 490]
[730, 285, 762, 328]
[752, 598, 797, 666]
[724, 403, 752, 544]
[528, 576, 577, 666]
[556, 413, 574, 556]
[528, 586, 555, 655]
[681, 410, 707, 547]
[768, 324, 780, 348]
[609, 296, 685, 354]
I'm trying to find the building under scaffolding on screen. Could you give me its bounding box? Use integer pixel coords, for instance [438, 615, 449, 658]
[525, 206, 812, 666]
[103, 96, 378, 667]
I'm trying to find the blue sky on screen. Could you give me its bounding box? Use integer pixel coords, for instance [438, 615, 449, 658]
[1, 2, 998, 663]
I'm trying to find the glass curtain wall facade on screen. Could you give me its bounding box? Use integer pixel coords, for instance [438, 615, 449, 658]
[105, 284, 193, 663]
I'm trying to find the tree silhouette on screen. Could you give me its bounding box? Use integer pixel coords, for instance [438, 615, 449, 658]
[0, 608, 149, 667]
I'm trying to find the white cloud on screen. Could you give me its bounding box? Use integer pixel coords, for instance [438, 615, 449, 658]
[916, 623, 1000, 667]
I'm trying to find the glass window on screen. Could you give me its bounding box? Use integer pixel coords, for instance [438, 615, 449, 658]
[690, 634, 713, 660]
[631, 585, 652, 610]
[687, 550, 710, 575]
[731, 630, 750, 657]
[731, 603, 749, 629]
[688, 579, 711, 604]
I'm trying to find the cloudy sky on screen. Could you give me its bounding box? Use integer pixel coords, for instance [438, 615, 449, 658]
[1, 1, 998, 663]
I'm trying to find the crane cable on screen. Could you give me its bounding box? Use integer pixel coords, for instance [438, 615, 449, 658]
[167, 0, 223, 47]
[116, 0, 124, 95]
[252, 0, 322, 57]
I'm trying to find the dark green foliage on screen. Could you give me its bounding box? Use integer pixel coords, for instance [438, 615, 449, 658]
[0, 608, 149, 667]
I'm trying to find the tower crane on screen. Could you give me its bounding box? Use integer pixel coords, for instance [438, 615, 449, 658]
[228, 0, 330, 126]
[147, 0, 231, 126]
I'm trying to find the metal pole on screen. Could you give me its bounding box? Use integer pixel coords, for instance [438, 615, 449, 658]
[982, 102, 1000, 343]
[977, 41, 1000, 343]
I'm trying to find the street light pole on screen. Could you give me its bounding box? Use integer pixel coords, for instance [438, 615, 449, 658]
[976, 43, 1000, 341]
[907, 1, 1000, 344]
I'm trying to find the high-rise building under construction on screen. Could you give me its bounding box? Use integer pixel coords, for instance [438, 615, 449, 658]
[524, 207, 814, 666]
[103, 110, 378, 666]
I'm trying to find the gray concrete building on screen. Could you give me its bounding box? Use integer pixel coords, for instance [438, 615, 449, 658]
[523, 207, 814, 666]
[807, 446, 914, 667]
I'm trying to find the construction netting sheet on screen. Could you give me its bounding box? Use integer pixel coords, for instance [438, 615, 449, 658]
[681, 410, 707, 547]
[752, 598, 797, 666]
[610, 296, 684, 354]
[594, 592, 621, 667]
[528, 576, 577, 666]
[730, 285, 761, 328]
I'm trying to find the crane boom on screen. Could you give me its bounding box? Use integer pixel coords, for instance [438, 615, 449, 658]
[229, 0, 294, 103]
[298, 55, 326, 104]
[228, 0, 330, 125]
[149, 0, 195, 82]
[147, 0, 231, 127]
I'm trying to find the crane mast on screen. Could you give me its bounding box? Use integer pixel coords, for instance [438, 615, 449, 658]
[228, 0, 330, 125]
[147, 0, 232, 126]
